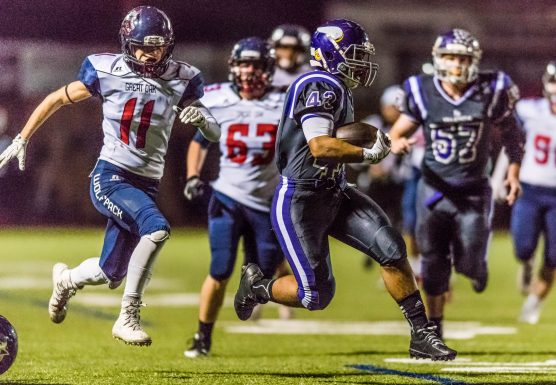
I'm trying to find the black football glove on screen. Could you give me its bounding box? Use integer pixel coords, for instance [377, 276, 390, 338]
[183, 176, 205, 200]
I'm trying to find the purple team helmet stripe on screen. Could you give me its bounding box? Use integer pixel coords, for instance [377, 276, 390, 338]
[272, 177, 316, 307]
[288, 72, 345, 119]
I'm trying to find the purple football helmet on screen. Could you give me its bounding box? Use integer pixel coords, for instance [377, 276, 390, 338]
[310, 19, 378, 88]
[432, 29, 482, 85]
[0, 315, 17, 375]
[228, 37, 276, 94]
[542, 61, 556, 102]
[119, 6, 175, 78]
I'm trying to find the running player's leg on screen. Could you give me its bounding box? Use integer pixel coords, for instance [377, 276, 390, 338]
[186, 192, 243, 357]
[329, 185, 455, 360]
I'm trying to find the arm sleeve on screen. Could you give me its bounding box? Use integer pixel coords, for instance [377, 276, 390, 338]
[178, 73, 205, 107]
[192, 128, 212, 149]
[492, 73, 524, 164]
[302, 116, 334, 142]
[77, 57, 100, 96]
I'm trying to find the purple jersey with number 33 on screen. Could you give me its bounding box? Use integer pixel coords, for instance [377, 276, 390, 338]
[78, 53, 204, 179]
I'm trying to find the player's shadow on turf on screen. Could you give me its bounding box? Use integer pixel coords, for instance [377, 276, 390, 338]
[330, 350, 408, 356]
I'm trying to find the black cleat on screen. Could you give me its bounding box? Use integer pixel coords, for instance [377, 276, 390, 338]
[234, 263, 266, 321]
[184, 332, 210, 358]
[472, 273, 488, 293]
[409, 323, 457, 361]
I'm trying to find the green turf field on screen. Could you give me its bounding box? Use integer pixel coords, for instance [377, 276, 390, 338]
[1, 228, 555, 384]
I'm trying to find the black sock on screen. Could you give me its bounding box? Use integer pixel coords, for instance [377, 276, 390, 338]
[398, 290, 428, 331]
[199, 321, 214, 342]
[429, 316, 443, 338]
[251, 278, 275, 303]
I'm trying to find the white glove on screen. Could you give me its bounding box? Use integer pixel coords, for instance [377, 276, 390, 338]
[362, 130, 391, 164]
[173, 106, 207, 129]
[0, 134, 28, 171]
[183, 176, 205, 200]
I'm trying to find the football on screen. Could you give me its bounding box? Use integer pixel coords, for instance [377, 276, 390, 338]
[335, 122, 378, 148]
[0, 315, 17, 375]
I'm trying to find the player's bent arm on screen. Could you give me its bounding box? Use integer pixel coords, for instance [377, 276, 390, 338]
[191, 101, 221, 142]
[186, 140, 208, 179]
[505, 162, 522, 206]
[20, 81, 92, 140]
[389, 114, 420, 155]
[304, 116, 364, 163]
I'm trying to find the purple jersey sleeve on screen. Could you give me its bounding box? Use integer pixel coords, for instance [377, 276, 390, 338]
[400, 76, 425, 123]
[77, 57, 100, 96]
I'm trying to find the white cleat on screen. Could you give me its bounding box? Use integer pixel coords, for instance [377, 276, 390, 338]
[48, 263, 79, 324]
[519, 295, 542, 325]
[112, 298, 152, 346]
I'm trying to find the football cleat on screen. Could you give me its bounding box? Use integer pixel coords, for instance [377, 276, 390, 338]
[112, 298, 152, 346]
[48, 263, 79, 324]
[519, 295, 542, 325]
[234, 263, 267, 321]
[184, 332, 210, 358]
[409, 323, 457, 361]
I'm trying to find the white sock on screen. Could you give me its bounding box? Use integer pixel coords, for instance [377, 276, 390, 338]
[524, 293, 541, 308]
[69, 257, 108, 288]
[123, 236, 165, 299]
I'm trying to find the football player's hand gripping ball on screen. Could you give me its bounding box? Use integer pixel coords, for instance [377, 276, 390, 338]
[362, 130, 391, 164]
[0, 134, 28, 171]
[183, 176, 205, 200]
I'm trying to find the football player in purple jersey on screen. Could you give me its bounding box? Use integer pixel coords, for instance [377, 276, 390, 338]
[390, 29, 524, 338]
[0, 6, 220, 347]
[233, 19, 456, 361]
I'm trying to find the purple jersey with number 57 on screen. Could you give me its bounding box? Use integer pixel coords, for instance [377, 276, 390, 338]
[78, 53, 204, 179]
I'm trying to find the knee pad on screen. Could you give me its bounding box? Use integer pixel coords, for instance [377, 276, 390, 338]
[374, 226, 407, 266]
[108, 279, 123, 290]
[145, 229, 169, 243]
[300, 284, 335, 311]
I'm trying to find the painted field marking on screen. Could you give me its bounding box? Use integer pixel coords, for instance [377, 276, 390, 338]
[348, 364, 468, 385]
[386, 358, 556, 375]
[224, 320, 516, 339]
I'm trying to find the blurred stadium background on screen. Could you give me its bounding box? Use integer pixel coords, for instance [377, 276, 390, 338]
[0, 0, 555, 227]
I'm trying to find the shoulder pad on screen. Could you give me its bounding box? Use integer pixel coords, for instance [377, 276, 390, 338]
[87, 53, 123, 75]
[199, 82, 240, 108]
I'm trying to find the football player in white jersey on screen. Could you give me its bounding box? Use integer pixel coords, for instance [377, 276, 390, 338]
[513, 62, 556, 324]
[182, 37, 284, 358]
[0, 6, 220, 346]
[269, 24, 312, 91]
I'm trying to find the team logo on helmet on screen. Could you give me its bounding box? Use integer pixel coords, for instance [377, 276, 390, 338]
[316, 26, 344, 42]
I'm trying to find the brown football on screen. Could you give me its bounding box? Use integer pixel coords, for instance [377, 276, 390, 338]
[335, 122, 378, 148]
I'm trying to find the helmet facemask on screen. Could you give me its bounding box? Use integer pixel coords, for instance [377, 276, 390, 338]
[543, 62, 556, 104]
[230, 60, 272, 98]
[432, 29, 482, 86]
[123, 37, 174, 78]
[336, 42, 378, 88]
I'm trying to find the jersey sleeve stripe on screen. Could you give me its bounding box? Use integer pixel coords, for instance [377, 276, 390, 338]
[487, 71, 506, 118]
[287, 73, 345, 119]
[300, 112, 334, 124]
[78, 57, 100, 96]
[409, 76, 428, 120]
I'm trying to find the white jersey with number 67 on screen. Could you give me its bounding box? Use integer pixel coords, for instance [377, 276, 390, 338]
[79, 53, 204, 179]
[201, 82, 285, 212]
